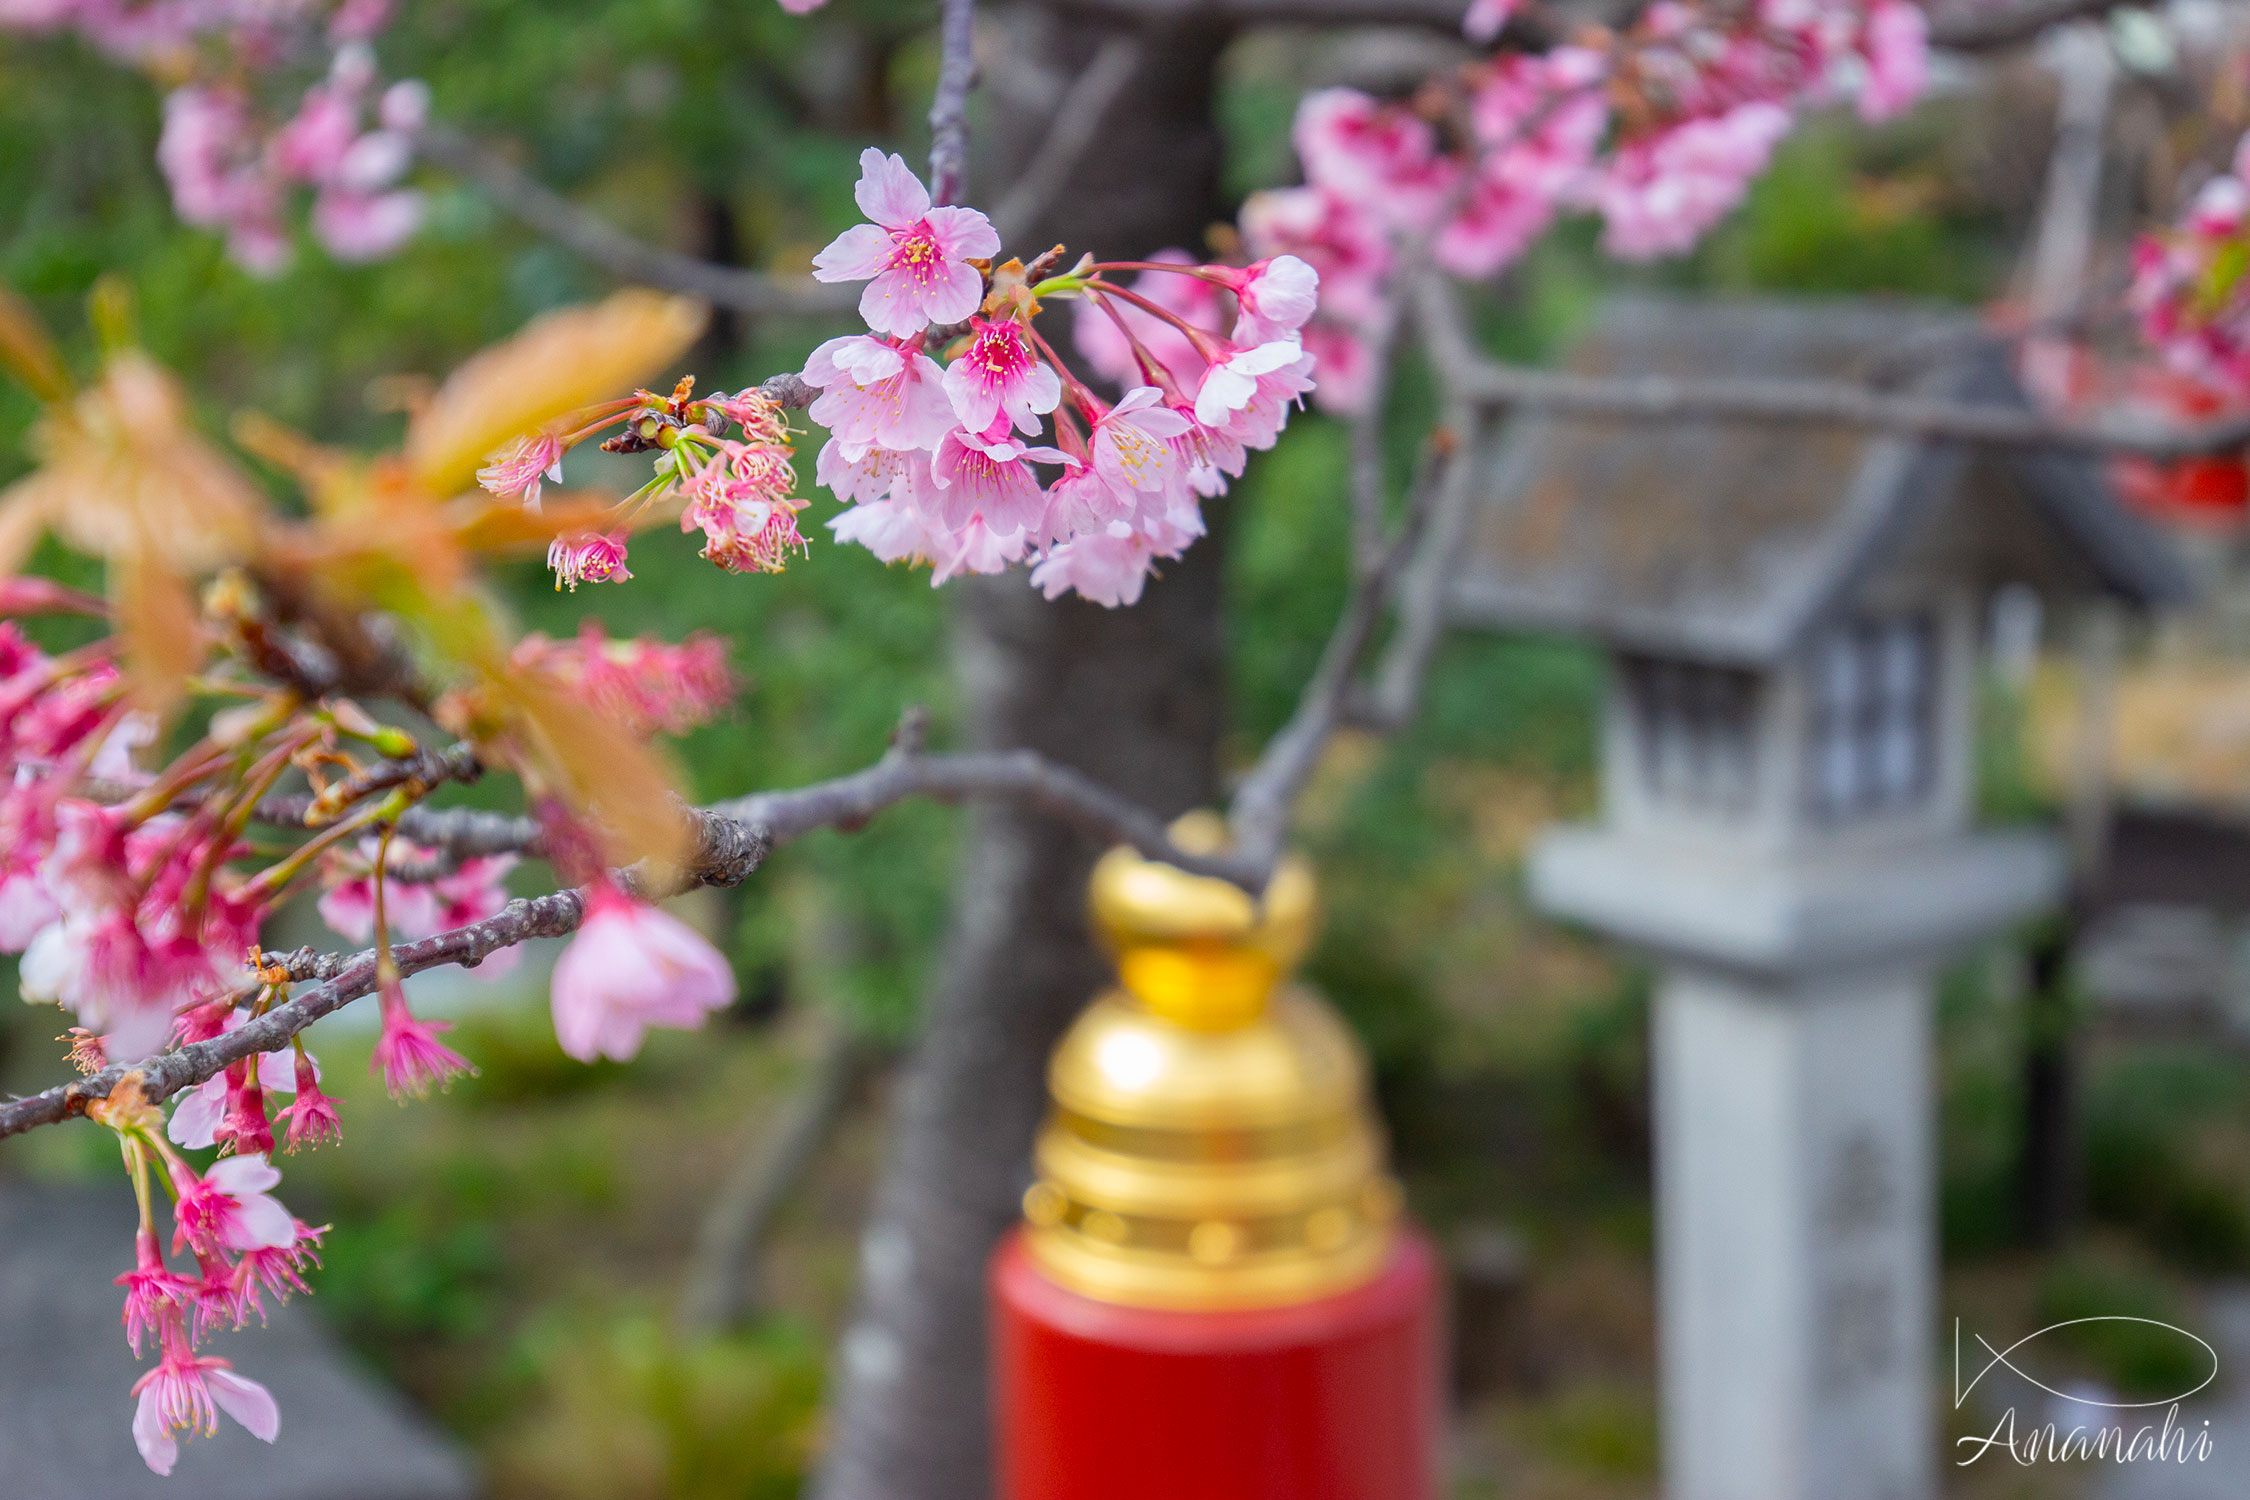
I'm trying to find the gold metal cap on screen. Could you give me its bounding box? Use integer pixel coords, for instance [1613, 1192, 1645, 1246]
[1087, 810, 1317, 1031]
[1022, 814, 1401, 1311]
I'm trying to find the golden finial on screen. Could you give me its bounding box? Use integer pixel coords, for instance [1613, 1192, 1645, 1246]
[1022, 813, 1400, 1310]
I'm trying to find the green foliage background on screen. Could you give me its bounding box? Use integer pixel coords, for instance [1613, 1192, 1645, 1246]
[4, 10, 2246, 1494]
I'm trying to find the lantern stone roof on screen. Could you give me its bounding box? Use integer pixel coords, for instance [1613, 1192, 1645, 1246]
[1444, 295, 2191, 666]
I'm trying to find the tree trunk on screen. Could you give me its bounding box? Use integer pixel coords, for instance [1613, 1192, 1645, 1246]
[812, 15, 1235, 1500]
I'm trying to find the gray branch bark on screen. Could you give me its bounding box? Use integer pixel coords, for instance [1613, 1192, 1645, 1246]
[927, 0, 981, 208]
[1414, 276, 2250, 458]
[1033, 0, 2139, 51]
[0, 736, 1259, 1139]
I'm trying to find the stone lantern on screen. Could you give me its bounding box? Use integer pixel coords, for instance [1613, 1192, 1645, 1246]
[1436, 298, 2188, 1500]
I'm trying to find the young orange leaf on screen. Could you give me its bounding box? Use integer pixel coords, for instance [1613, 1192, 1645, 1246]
[0, 285, 68, 404]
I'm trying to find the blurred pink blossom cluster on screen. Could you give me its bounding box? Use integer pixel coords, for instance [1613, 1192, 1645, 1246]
[2130, 132, 2250, 391]
[805, 149, 1318, 607]
[1, 1, 424, 272]
[0, 612, 271, 1064]
[510, 623, 734, 737]
[1232, 0, 1929, 412]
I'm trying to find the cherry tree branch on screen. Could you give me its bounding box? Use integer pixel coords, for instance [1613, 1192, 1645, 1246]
[927, 0, 980, 208]
[1354, 399, 1488, 731]
[1031, 0, 2134, 50]
[1229, 427, 1457, 872]
[1348, 314, 1404, 577]
[415, 126, 860, 319]
[1925, 0, 2144, 52]
[0, 721, 1269, 1138]
[0, 889, 591, 1138]
[1414, 275, 2250, 459]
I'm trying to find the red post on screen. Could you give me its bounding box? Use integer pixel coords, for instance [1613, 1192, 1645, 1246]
[991, 1228, 1443, 1500]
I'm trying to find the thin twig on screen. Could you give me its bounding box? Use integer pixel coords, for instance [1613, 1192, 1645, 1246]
[989, 37, 1144, 248]
[1229, 432, 1455, 873]
[1347, 309, 1403, 578]
[1355, 399, 1485, 731]
[927, 0, 980, 209]
[714, 743, 1264, 884]
[416, 126, 859, 319]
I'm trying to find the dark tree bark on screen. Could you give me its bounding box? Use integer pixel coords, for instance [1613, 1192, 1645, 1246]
[2016, 915, 2080, 1247]
[812, 14, 1236, 1500]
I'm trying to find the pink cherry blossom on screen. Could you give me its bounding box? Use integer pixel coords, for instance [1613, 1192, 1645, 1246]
[1857, 0, 1928, 123]
[157, 85, 290, 275]
[2131, 136, 2250, 387]
[679, 437, 809, 574]
[548, 530, 632, 589]
[929, 515, 1031, 586]
[117, 1227, 199, 1356]
[685, 491, 810, 574]
[825, 494, 936, 564]
[1030, 532, 1165, 608]
[1294, 88, 1457, 231]
[377, 78, 429, 132]
[1040, 463, 1135, 542]
[371, 979, 472, 1098]
[1238, 187, 1390, 330]
[311, 186, 422, 260]
[276, 1048, 343, 1152]
[549, 884, 736, 1062]
[803, 335, 954, 452]
[272, 80, 359, 181]
[132, 1331, 279, 1475]
[943, 319, 1063, 435]
[812, 148, 1000, 337]
[816, 439, 929, 506]
[1296, 319, 1382, 417]
[1437, 55, 1607, 278]
[214, 1059, 276, 1158]
[1192, 341, 1317, 433]
[514, 623, 732, 738]
[172, 1155, 299, 1257]
[477, 431, 565, 508]
[1462, 0, 1518, 42]
[1590, 101, 1793, 260]
[1217, 255, 1322, 345]
[229, 1221, 324, 1323]
[928, 427, 1071, 538]
[1091, 387, 1191, 496]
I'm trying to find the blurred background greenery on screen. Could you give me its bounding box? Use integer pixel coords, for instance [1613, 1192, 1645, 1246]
[4, 11, 2247, 1499]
